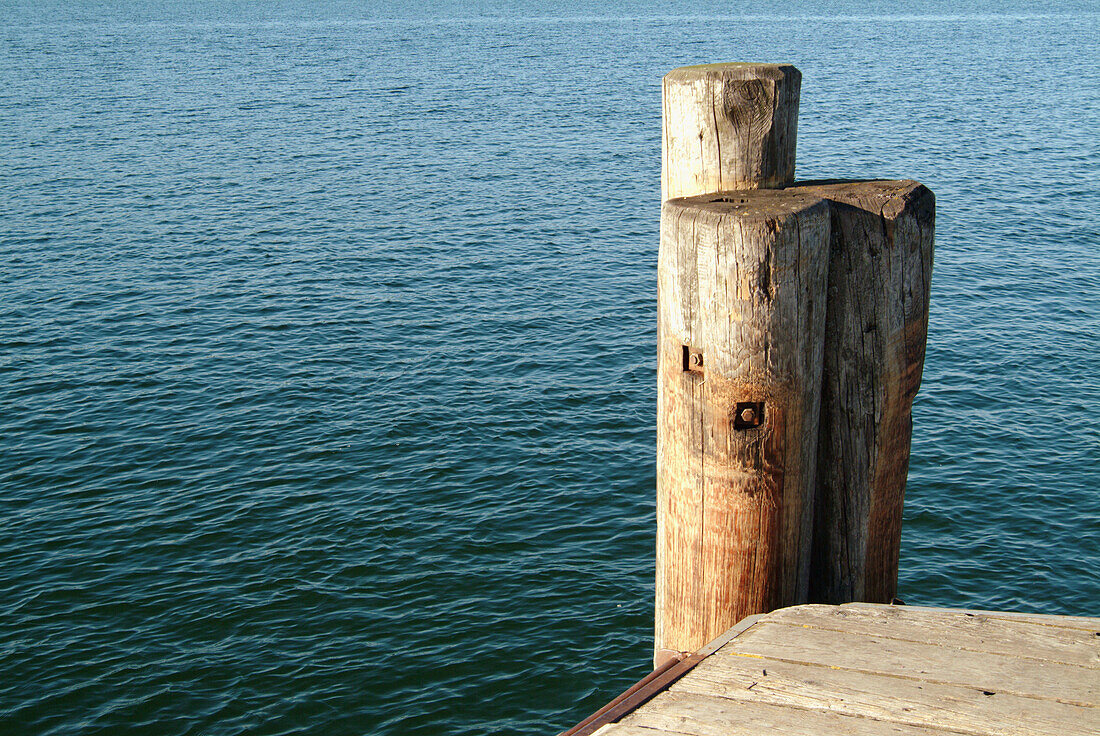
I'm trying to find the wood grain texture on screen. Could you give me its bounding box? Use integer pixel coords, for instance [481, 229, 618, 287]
[716, 621, 1099, 705]
[590, 726, 678, 736]
[567, 605, 1100, 736]
[662, 64, 800, 199]
[655, 191, 830, 660]
[620, 690, 973, 735]
[789, 180, 936, 604]
[851, 603, 1100, 632]
[674, 652, 1099, 736]
[765, 604, 1100, 667]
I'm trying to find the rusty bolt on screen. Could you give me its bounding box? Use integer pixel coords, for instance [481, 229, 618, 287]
[689, 352, 702, 368]
[740, 407, 756, 424]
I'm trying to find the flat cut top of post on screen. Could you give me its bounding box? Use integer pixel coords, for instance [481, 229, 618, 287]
[662, 63, 801, 199]
[562, 603, 1100, 736]
[664, 62, 797, 80]
[663, 189, 826, 222]
[790, 178, 935, 220]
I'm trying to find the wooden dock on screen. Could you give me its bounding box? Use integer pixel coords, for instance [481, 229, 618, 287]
[561, 603, 1100, 736]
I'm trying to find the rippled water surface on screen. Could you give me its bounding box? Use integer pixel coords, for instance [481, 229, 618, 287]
[1, 1, 1098, 734]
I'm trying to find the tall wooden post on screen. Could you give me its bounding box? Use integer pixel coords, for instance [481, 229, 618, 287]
[655, 64, 828, 663]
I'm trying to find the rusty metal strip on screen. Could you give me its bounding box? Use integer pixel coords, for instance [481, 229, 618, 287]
[556, 652, 706, 736]
[556, 612, 767, 736]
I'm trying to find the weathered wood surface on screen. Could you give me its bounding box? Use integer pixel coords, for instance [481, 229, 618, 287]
[658, 62, 938, 654]
[765, 603, 1100, 667]
[655, 192, 830, 661]
[657, 61, 818, 665]
[887, 604, 1100, 632]
[578, 604, 1100, 736]
[791, 180, 936, 605]
[721, 621, 1098, 705]
[678, 655, 1091, 736]
[662, 63, 801, 199]
[607, 691, 970, 735]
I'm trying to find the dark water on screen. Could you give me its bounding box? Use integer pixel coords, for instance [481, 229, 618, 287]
[1, 1, 1098, 734]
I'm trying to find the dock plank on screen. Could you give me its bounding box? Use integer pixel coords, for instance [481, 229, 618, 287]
[618, 691, 974, 735]
[717, 621, 1099, 705]
[849, 604, 1100, 632]
[560, 605, 1100, 736]
[592, 726, 678, 736]
[672, 652, 1100, 736]
[592, 725, 684, 736]
[764, 604, 1100, 668]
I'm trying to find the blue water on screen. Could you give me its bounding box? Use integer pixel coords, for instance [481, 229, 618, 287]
[1, 1, 1097, 734]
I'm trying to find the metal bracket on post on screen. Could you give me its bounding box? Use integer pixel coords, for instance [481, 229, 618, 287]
[732, 402, 765, 430]
[682, 345, 704, 374]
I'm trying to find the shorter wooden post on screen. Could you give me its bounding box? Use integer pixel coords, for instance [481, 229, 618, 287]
[793, 180, 936, 604]
[655, 190, 830, 663]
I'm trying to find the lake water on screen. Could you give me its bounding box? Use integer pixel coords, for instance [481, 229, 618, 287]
[1, 1, 1097, 734]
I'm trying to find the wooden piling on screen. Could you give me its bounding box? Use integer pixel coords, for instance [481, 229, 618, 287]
[793, 180, 936, 604]
[655, 191, 830, 663]
[655, 63, 936, 661]
[656, 63, 824, 663]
